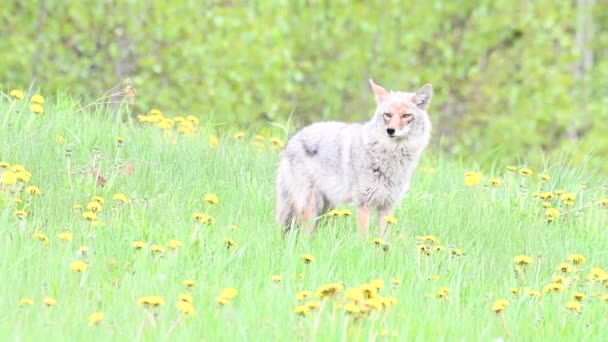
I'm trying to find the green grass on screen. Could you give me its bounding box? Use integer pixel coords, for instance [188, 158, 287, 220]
[1, 93, 608, 341]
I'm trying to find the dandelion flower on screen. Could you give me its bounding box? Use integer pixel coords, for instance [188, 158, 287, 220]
[25, 186, 41, 195]
[230, 224, 239, 230]
[176, 301, 195, 315]
[293, 305, 309, 316]
[316, 283, 343, 299]
[70, 260, 88, 272]
[151, 245, 165, 253]
[168, 240, 183, 250]
[587, 268, 606, 281]
[183, 279, 196, 287]
[224, 238, 237, 250]
[600, 199, 608, 207]
[601, 295, 608, 302]
[328, 209, 342, 217]
[30, 94, 44, 104]
[20, 298, 34, 306]
[383, 216, 397, 225]
[372, 238, 386, 246]
[573, 292, 585, 301]
[33, 233, 49, 244]
[43, 297, 56, 307]
[437, 287, 450, 298]
[56, 232, 72, 242]
[340, 209, 352, 216]
[506, 165, 517, 171]
[345, 288, 364, 303]
[491, 299, 509, 314]
[209, 135, 219, 148]
[464, 171, 484, 186]
[16, 171, 32, 182]
[452, 248, 463, 256]
[178, 294, 193, 303]
[566, 301, 582, 314]
[204, 193, 219, 204]
[87, 201, 103, 212]
[30, 104, 44, 114]
[137, 296, 165, 307]
[513, 255, 533, 265]
[82, 211, 98, 221]
[488, 178, 503, 187]
[561, 193, 576, 201]
[518, 168, 533, 176]
[112, 193, 128, 204]
[567, 254, 586, 265]
[132, 241, 146, 249]
[271, 275, 282, 283]
[233, 132, 245, 139]
[558, 263, 572, 273]
[270, 137, 285, 148]
[296, 291, 312, 301]
[10, 89, 24, 100]
[301, 254, 315, 264]
[88, 312, 104, 325]
[529, 290, 541, 299]
[16, 210, 28, 218]
[344, 303, 360, 314]
[539, 173, 550, 181]
[1, 171, 17, 185]
[545, 208, 559, 221]
[91, 196, 104, 204]
[218, 288, 238, 303]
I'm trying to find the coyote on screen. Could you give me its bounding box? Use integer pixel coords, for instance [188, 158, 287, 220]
[275, 79, 432, 239]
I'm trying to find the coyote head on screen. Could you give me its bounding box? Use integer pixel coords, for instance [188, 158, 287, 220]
[369, 79, 432, 140]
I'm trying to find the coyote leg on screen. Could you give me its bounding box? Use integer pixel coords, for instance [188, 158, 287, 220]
[357, 206, 371, 239]
[302, 190, 317, 234]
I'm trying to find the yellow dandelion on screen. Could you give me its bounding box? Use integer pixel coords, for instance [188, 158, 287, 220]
[340, 209, 352, 216]
[230, 224, 239, 230]
[301, 254, 315, 264]
[567, 254, 586, 265]
[428, 275, 440, 281]
[344, 303, 360, 314]
[305, 301, 320, 310]
[30, 104, 44, 114]
[219, 288, 238, 300]
[168, 240, 183, 250]
[370, 279, 384, 290]
[204, 193, 219, 204]
[270, 137, 285, 148]
[132, 241, 146, 249]
[234, 132, 245, 139]
[601, 295, 608, 302]
[271, 275, 282, 283]
[587, 267, 606, 281]
[345, 288, 364, 303]
[30, 94, 44, 104]
[518, 168, 533, 176]
[183, 279, 196, 287]
[70, 260, 88, 272]
[25, 186, 41, 195]
[541, 201, 552, 208]
[16, 171, 32, 182]
[151, 245, 165, 253]
[383, 215, 397, 224]
[464, 171, 484, 186]
[491, 299, 509, 313]
[178, 294, 193, 303]
[87, 201, 103, 212]
[506, 165, 517, 171]
[437, 287, 450, 298]
[10, 89, 24, 100]
[566, 301, 582, 314]
[561, 193, 576, 201]
[529, 290, 541, 299]
[16, 210, 28, 218]
[43, 297, 57, 307]
[296, 291, 312, 301]
[545, 208, 559, 220]
[58, 232, 73, 242]
[558, 263, 572, 273]
[224, 238, 237, 250]
[20, 298, 34, 306]
[488, 178, 503, 187]
[513, 255, 533, 265]
[452, 248, 463, 256]
[209, 135, 219, 148]
[316, 283, 343, 299]
[112, 193, 128, 204]
[573, 292, 585, 301]
[176, 301, 195, 315]
[73, 204, 83, 210]
[1, 170, 17, 185]
[539, 173, 550, 181]
[137, 296, 165, 307]
[328, 209, 342, 217]
[372, 238, 386, 246]
[82, 211, 98, 221]
[91, 196, 104, 204]
[600, 199, 608, 207]
[88, 312, 104, 325]
[293, 305, 309, 316]
[33, 232, 49, 244]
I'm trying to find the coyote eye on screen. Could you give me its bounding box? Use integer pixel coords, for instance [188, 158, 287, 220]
[383, 113, 392, 119]
[402, 113, 413, 119]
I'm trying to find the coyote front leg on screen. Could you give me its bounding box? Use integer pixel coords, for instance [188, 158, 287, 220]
[302, 190, 317, 234]
[357, 206, 371, 239]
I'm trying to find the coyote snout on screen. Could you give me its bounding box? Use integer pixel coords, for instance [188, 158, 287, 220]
[275, 78, 433, 239]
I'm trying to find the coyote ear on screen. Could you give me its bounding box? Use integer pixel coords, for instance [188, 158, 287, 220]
[413, 84, 433, 110]
[369, 79, 388, 104]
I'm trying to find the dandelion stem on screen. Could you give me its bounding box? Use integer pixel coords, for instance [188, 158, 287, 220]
[500, 314, 512, 337]
[164, 313, 185, 337]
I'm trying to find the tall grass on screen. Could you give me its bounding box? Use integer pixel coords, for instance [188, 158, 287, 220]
[1, 93, 607, 340]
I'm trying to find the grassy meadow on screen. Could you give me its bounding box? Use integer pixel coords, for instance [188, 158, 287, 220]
[1, 90, 608, 341]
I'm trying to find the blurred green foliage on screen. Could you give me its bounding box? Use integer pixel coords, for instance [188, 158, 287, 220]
[1, 0, 607, 169]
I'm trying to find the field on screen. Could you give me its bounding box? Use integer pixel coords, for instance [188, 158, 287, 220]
[1, 91, 608, 341]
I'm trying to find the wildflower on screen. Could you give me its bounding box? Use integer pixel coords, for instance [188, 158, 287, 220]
[552, 275, 566, 284]
[573, 292, 585, 301]
[178, 294, 193, 303]
[271, 275, 282, 283]
[33, 233, 49, 244]
[15, 171, 32, 182]
[73, 204, 82, 210]
[561, 193, 576, 202]
[91, 196, 104, 204]
[328, 209, 342, 217]
[600, 199, 608, 207]
[270, 137, 285, 148]
[88, 312, 104, 325]
[10, 89, 24, 100]
[132, 241, 146, 249]
[509, 287, 518, 294]
[506, 165, 517, 171]
[529, 290, 541, 299]
[209, 135, 219, 148]
[234, 132, 245, 139]
[586, 268, 605, 281]
[545, 208, 559, 221]
[372, 238, 385, 246]
[464, 171, 483, 186]
[70, 261, 88, 272]
[229, 224, 239, 230]
[87, 201, 103, 212]
[345, 288, 364, 303]
[176, 301, 195, 315]
[306, 301, 320, 310]
[224, 238, 237, 250]
[491, 299, 509, 314]
[151, 245, 165, 253]
[16, 210, 28, 218]
[541, 202, 552, 208]
[316, 283, 343, 299]
[542, 283, 565, 293]
[558, 263, 572, 273]
[452, 248, 463, 256]
[359, 284, 378, 299]
[30, 94, 44, 104]
[20, 298, 34, 306]
[384, 216, 397, 224]
[428, 275, 440, 281]
[296, 291, 312, 301]
[340, 209, 352, 216]
[25, 186, 41, 195]
[204, 193, 219, 204]
[563, 199, 575, 206]
[293, 305, 309, 316]
[435, 245, 446, 251]
[137, 296, 165, 307]
[567, 254, 586, 265]
[488, 178, 503, 187]
[43, 297, 57, 307]
[344, 303, 360, 314]
[370, 279, 384, 290]
[31, 104, 44, 114]
[168, 240, 182, 250]
[566, 301, 582, 314]
[513, 255, 533, 265]
[183, 279, 196, 287]
[518, 168, 533, 176]
[1, 171, 17, 185]
[601, 295, 608, 302]
[301, 254, 315, 264]
[112, 193, 128, 204]
[199, 214, 215, 225]
[437, 287, 450, 298]
[539, 173, 550, 181]
[82, 211, 98, 221]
